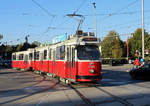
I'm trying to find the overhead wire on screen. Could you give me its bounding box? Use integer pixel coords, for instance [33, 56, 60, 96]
[31, 0, 56, 41]
[101, 15, 150, 32]
[101, 0, 139, 20]
[45, 0, 88, 38]
[73, 0, 88, 14]
[84, 10, 150, 16]
[31, 0, 55, 17]
[29, 0, 148, 43]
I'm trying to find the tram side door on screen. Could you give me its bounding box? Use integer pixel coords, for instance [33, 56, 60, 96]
[40, 52, 44, 71]
[24, 54, 28, 70]
[28, 53, 32, 69]
[52, 49, 56, 74]
[66, 46, 76, 80]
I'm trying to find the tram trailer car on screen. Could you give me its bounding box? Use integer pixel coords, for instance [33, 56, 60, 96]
[12, 31, 102, 83]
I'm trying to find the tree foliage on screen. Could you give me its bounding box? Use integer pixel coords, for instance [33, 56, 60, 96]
[129, 28, 150, 58]
[31, 41, 41, 47]
[0, 40, 41, 60]
[16, 43, 23, 52]
[101, 31, 124, 58]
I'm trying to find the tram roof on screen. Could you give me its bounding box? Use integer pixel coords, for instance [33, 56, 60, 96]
[12, 31, 100, 54]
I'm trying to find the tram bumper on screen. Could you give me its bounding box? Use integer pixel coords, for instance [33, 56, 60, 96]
[76, 75, 102, 82]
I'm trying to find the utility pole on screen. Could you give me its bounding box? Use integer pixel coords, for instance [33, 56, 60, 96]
[127, 37, 129, 60]
[93, 2, 97, 37]
[25, 35, 30, 43]
[25, 35, 30, 50]
[142, 0, 145, 59]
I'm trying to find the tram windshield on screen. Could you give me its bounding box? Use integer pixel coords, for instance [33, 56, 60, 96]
[77, 45, 100, 60]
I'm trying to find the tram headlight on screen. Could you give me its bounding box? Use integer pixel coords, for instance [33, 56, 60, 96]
[80, 41, 85, 45]
[90, 69, 95, 74]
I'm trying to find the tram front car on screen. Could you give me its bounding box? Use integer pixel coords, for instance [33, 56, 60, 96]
[75, 32, 102, 82]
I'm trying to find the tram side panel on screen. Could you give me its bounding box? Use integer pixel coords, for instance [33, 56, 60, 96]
[55, 61, 65, 78]
[11, 60, 15, 68]
[15, 60, 19, 69]
[48, 60, 53, 74]
[42, 60, 48, 72]
[12, 56, 17, 68]
[36, 61, 42, 71]
[12, 60, 18, 69]
[18, 61, 24, 69]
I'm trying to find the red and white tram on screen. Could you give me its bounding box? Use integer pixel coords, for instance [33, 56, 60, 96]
[12, 31, 102, 83]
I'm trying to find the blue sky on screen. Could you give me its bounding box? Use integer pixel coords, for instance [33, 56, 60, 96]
[0, 0, 150, 45]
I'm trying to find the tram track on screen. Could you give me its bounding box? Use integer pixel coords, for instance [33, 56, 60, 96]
[94, 86, 134, 106]
[68, 84, 94, 106]
[93, 80, 150, 106]
[133, 82, 150, 89]
[68, 82, 135, 106]
[0, 69, 60, 106]
[0, 81, 60, 106]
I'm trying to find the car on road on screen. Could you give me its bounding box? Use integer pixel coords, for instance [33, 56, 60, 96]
[129, 64, 150, 80]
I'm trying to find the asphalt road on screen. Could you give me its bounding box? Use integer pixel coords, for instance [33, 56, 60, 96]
[0, 64, 150, 106]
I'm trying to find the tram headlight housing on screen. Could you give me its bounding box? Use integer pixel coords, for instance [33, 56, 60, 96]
[80, 41, 85, 45]
[90, 69, 95, 74]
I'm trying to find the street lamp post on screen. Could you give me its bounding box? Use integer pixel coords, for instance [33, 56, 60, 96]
[93, 2, 97, 37]
[142, 0, 145, 59]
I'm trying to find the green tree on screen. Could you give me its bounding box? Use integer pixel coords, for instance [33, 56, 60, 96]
[101, 31, 124, 58]
[22, 42, 30, 51]
[129, 28, 150, 58]
[6, 46, 13, 59]
[16, 44, 23, 52]
[0, 34, 3, 40]
[30, 41, 41, 48]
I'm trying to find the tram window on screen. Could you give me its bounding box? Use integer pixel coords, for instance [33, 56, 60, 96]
[44, 50, 47, 60]
[56, 47, 60, 60]
[35, 51, 39, 60]
[60, 45, 65, 60]
[12, 55, 16, 60]
[40, 53, 43, 61]
[19, 54, 24, 60]
[56, 46, 65, 60]
[24, 55, 28, 61]
[29, 53, 32, 60]
[72, 48, 75, 67]
[34, 51, 36, 60]
[77, 45, 100, 60]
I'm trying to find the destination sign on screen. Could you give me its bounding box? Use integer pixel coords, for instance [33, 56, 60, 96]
[82, 38, 97, 41]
